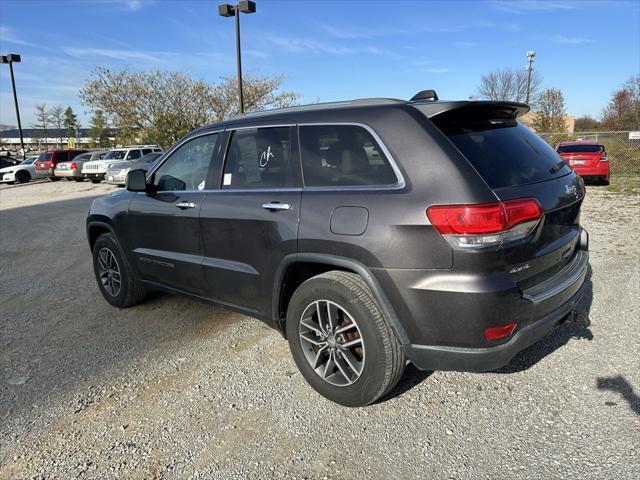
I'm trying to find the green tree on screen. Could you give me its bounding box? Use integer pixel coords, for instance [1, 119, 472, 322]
[88, 110, 110, 147]
[63, 106, 79, 138]
[574, 115, 600, 131]
[532, 88, 567, 133]
[80, 67, 300, 147]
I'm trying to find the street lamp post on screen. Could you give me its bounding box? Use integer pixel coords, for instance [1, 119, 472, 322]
[1, 54, 25, 157]
[218, 1, 256, 114]
[525, 50, 536, 105]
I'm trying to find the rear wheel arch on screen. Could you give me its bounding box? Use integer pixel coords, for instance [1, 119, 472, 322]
[273, 254, 410, 346]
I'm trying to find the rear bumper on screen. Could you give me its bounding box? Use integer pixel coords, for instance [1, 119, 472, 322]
[573, 163, 609, 180]
[55, 168, 82, 177]
[374, 228, 590, 372]
[407, 281, 585, 372]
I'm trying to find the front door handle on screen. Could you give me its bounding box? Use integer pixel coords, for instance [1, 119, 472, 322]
[175, 201, 196, 209]
[262, 202, 291, 211]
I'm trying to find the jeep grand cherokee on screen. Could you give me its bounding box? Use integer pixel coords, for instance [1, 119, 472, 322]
[87, 93, 589, 407]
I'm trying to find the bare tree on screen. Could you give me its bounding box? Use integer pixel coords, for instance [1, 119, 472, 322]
[31, 104, 50, 150]
[532, 88, 567, 133]
[80, 68, 300, 147]
[48, 105, 65, 148]
[477, 68, 543, 107]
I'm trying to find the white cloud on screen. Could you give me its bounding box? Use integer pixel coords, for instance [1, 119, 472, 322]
[427, 68, 449, 74]
[490, 0, 577, 13]
[550, 34, 596, 44]
[454, 41, 479, 47]
[62, 47, 159, 62]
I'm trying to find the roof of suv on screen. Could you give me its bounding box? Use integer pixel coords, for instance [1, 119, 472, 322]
[193, 98, 530, 133]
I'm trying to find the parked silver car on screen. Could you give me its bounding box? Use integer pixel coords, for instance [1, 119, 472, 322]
[105, 152, 163, 185]
[55, 151, 108, 181]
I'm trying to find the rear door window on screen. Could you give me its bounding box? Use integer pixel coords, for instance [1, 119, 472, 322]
[431, 108, 571, 189]
[298, 124, 398, 187]
[127, 149, 142, 160]
[222, 127, 298, 189]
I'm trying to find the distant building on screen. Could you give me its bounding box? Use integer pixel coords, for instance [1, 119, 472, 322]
[0, 128, 116, 150]
[519, 112, 575, 133]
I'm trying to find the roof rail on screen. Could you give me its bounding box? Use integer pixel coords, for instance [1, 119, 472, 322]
[230, 98, 405, 120]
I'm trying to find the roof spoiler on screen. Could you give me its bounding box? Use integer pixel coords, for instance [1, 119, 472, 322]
[413, 100, 530, 119]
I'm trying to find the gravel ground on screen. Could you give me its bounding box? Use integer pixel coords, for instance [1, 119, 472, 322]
[1, 178, 639, 479]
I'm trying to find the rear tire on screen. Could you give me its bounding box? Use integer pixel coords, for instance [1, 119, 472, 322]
[15, 170, 30, 183]
[286, 270, 406, 407]
[74, 177, 84, 182]
[92, 233, 146, 308]
[48, 177, 61, 182]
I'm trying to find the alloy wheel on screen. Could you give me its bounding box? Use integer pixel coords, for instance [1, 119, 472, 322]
[97, 247, 121, 297]
[298, 300, 365, 387]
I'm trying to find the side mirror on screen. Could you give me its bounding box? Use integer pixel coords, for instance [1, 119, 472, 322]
[126, 169, 148, 192]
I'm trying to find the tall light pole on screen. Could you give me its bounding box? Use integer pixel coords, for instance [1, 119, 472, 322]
[218, 1, 256, 114]
[1, 54, 25, 157]
[525, 50, 536, 105]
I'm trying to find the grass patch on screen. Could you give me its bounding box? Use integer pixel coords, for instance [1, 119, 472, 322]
[604, 175, 640, 195]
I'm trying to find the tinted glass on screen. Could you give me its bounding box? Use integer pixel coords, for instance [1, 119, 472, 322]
[73, 153, 91, 161]
[153, 133, 218, 191]
[103, 150, 127, 160]
[37, 152, 52, 162]
[557, 144, 604, 153]
[432, 110, 571, 189]
[222, 127, 296, 189]
[142, 149, 152, 155]
[127, 149, 142, 160]
[142, 153, 161, 163]
[299, 125, 397, 187]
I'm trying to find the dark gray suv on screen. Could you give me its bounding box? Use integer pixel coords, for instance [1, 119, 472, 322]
[87, 94, 589, 406]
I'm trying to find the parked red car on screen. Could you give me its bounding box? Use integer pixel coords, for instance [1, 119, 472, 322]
[34, 149, 87, 181]
[556, 141, 609, 185]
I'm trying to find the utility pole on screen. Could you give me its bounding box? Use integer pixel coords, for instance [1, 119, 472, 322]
[526, 51, 536, 105]
[1, 54, 25, 157]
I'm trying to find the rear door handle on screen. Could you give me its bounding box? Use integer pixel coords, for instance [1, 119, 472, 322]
[175, 201, 196, 209]
[262, 202, 291, 211]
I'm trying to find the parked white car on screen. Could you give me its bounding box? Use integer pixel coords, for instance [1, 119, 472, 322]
[81, 145, 163, 183]
[0, 156, 41, 184]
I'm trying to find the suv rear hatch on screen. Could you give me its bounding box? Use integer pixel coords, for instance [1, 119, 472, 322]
[420, 102, 585, 291]
[35, 152, 52, 170]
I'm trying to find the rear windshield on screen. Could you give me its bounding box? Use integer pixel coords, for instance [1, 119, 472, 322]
[37, 152, 52, 162]
[431, 109, 571, 189]
[557, 144, 604, 153]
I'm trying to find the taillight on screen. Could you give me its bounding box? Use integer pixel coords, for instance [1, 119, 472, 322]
[599, 154, 608, 162]
[484, 322, 517, 341]
[48, 161, 54, 168]
[70, 162, 77, 169]
[426, 198, 543, 249]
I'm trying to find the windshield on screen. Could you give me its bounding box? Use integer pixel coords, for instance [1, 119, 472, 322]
[431, 109, 571, 189]
[37, 152, 52, 162]
[103, 150, 127, 160]
[557, 144, 604, 153]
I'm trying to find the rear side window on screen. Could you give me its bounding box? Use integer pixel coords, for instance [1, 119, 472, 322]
[557, 144, 604, 153]
[222, 127, 297, 189]
[431, 109, 571, 189]
[54, 152, 68, 161]
[299, 125, 397, 187]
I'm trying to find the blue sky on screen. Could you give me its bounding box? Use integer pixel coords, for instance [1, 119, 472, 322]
[1, 0, 638, 126]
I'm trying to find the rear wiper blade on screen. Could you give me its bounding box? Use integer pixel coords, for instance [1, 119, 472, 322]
[549, 160, 566, 174]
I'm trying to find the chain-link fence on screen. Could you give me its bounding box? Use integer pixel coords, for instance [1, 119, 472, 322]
[537, 131, 640, 175]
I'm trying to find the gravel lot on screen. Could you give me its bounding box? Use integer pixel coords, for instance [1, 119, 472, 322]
[1, 178, 639, 479]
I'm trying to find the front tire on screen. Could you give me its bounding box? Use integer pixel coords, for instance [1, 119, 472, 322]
[286, 271, 406, 407]
[74, 177, 84, 182]
[48, 177, 61, 182]
[92, 233, 146, 308]
[15, 170, 30, 183]
[90, 178, 102, 184]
